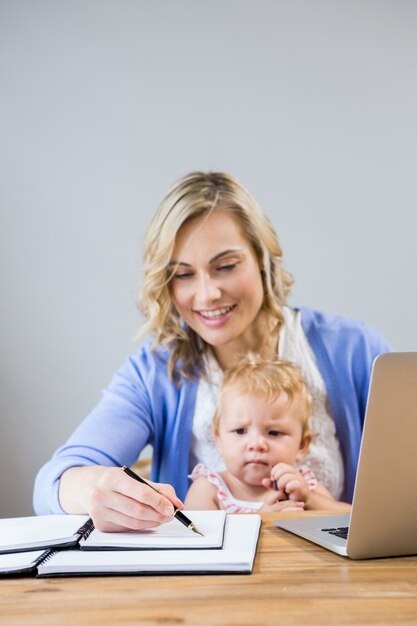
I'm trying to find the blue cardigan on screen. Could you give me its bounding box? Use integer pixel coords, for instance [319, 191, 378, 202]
[33, 307, 390, 513]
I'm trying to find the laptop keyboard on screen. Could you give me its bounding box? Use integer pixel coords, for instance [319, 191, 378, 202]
[321, 526, 349, 540]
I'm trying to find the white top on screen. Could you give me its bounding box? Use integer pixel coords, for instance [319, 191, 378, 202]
[190, 307, 344, 500]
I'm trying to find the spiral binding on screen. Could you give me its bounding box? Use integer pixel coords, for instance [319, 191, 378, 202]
[77, 518, 95, 543]
[36, 549, 59, 567]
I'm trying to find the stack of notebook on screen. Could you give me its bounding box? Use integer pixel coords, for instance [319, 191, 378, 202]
[0, 511, 261, 577]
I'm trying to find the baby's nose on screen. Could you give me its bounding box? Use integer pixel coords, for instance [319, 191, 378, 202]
[248, 436, 267, 450]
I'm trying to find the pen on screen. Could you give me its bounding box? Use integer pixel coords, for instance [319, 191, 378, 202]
[121, 466, 204, 536]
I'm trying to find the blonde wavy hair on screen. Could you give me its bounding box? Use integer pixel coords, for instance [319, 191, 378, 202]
[138, 171, 293, 379]
[213, 354, 312, 439]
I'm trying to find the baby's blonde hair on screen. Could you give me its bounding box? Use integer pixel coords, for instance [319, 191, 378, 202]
[213, 354, 312, 439]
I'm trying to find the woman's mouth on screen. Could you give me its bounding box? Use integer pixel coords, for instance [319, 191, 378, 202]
[195, 305, 236, 326]
[197, 305, 236, 319]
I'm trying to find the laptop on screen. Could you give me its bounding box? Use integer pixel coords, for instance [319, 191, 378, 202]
[274, 352, 417, 559]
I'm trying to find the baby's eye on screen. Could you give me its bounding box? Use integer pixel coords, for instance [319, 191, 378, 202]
[269, 430, 282, 437]
[234, 428, 247, 435]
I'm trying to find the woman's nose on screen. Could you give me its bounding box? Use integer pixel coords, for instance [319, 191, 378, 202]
[195, 275, 221, 304]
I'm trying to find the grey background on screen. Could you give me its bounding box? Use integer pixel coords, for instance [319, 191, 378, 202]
[1, 0, 416, 516]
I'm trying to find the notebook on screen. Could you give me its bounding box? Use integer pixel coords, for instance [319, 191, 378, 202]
[0, 550, 49, 576]
[0, 514, 261, 577]
[37, 514, 261, 576]
[274, 352, 417, 559]
[0, 510, 226, 555]
[0, 514, 91, 554]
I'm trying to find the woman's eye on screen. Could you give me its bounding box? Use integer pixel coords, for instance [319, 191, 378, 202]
[172, 272, 194, 280]
[217, 263, 237, 272]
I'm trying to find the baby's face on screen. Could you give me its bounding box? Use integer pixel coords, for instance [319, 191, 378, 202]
[215, 389, 308, 486]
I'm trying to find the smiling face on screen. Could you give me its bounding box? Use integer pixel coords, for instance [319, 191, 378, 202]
[214, 388, 311, 486]
[169, 209, 267, 367]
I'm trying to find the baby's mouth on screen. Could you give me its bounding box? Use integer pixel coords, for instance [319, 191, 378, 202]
[246, 459, 268, 466]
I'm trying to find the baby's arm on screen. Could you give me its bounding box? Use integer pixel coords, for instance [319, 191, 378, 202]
[302, 482, 351, 511]
[184, 477, 220, 510]
[270, 463, 351, 511]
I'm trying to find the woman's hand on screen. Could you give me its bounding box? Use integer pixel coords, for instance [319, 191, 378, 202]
[59, 466, 184, 532]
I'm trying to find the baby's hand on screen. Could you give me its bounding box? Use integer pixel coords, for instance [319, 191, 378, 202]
[260, 490, 305, 512]
[269, 463, 310, 504]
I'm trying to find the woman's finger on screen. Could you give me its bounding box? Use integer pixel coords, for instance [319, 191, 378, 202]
[114, 475, 176, 517]
[155, 482, 184, 509]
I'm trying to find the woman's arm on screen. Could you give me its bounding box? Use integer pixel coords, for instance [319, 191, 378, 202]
[33, 344, 190, 526]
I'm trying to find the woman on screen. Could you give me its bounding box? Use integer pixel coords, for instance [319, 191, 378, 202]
[33, 172, 390, 531]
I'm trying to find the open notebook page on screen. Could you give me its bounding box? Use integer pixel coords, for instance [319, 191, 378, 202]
[0, 550, 48, 575]
[0, 515, 90, 553]
[80, 510, 226, 550]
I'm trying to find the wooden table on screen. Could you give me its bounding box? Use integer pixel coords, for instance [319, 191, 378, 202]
[1, 511, 417, 625]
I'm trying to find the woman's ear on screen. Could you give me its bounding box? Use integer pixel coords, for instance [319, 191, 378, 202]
[295, 430, 312, 462]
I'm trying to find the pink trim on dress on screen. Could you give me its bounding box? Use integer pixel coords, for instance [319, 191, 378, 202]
[189, 463, 317, 514]
[189, 464, 260, 513]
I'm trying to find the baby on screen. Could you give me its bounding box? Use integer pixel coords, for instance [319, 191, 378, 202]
[185, 355, 350, 512]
